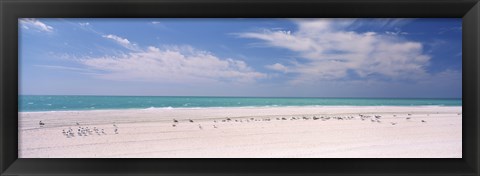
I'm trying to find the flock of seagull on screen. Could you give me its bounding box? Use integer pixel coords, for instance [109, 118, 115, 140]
[36, 112, 461, 136]
[168, 113, 446, 130]
[38, 121, 120, 138]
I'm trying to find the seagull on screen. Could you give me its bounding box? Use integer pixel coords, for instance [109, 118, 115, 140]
[390, 122, 397, 125]
[39, 121, 45, 127]
[213, 125, 218, 128]
[172, 124, 176, 127]
[189, 119, 194, 123]
[173, 119, 178, 123]
[81, 128, 88, 136]
[86, 127, 93, 135]
[62, 130, 68, 137]
[421, 120, 427, 123]
[198, 124, 203, 130]
[94, 127, 100, 135]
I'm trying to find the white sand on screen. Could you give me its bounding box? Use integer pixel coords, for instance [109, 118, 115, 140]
[18, 106, 462, 158]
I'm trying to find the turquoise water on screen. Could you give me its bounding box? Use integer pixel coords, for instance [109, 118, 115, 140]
[18, 95, 462, 112]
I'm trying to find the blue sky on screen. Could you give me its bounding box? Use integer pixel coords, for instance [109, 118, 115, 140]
[19, 18, 462, 98]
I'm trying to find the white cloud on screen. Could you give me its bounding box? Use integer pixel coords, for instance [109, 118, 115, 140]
[34, 64, 100, 76]
[79, 22, 90, 27]
[150, 21, 169, 30]
[376, 18, 412, 28]
[78, 45, 266, 83]
[35, 64, 88, 72]
[19, 18, 53, 32]
[266, 63, 289, 72]
[438, 26, 462, 34]
[102, 34, 140, 51]
[238, 19, 431, 83]
[385, 31, 408, 35]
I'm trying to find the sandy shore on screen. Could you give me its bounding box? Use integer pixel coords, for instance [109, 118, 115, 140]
[18, 106, 462, 158]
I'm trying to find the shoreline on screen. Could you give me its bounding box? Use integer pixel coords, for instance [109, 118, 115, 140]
[19, 104, 462, 113]
[19, 106, 462, 158]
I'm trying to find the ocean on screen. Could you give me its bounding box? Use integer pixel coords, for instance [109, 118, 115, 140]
[18, 95, 462, 112]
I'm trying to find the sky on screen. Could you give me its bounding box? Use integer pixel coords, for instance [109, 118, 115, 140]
[19, 18, 462, 98]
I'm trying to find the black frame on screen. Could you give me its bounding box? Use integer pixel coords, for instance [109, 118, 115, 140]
[1, 0, 479, 175]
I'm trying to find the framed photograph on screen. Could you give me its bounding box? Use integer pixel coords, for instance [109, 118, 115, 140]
[1, 0, 479, 175]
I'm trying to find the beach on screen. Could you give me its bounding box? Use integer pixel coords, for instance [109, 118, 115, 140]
[18, 106, 462, 158]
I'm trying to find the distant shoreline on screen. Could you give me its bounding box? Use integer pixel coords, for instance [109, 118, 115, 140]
[18, 104, 463, 113]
